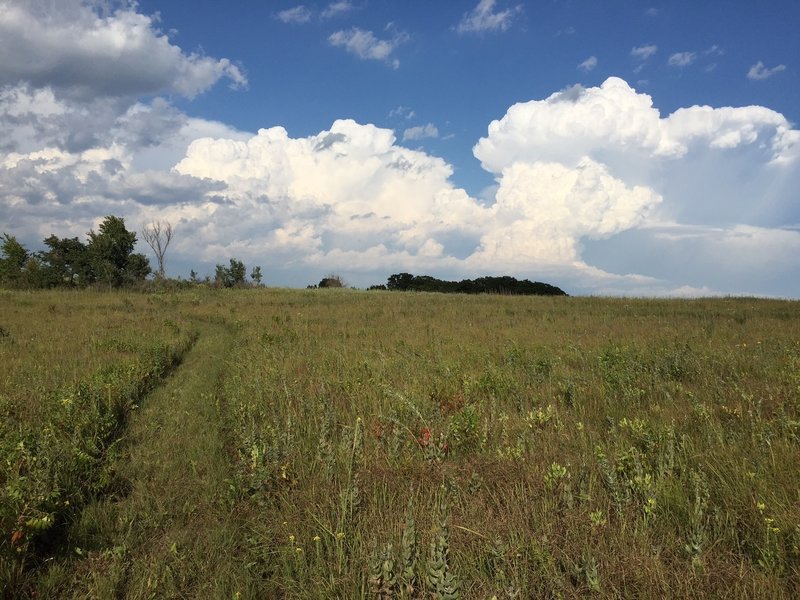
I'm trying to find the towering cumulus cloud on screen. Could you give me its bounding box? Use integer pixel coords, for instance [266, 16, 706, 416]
[0, 0, 797, 304]
[169, 78, 798, 294]
[470, 77, 799, 294]
[174, 120, 488, 267]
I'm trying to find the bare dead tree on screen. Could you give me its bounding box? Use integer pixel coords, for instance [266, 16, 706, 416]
[141, 220, 173, 279]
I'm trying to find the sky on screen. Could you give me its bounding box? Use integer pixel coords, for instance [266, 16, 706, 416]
[1, 0, 798, 296]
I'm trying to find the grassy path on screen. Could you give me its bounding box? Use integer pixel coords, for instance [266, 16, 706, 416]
[62, 320, 252, 599]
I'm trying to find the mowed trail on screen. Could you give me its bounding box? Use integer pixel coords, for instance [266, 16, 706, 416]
[72, 321, 254, 598]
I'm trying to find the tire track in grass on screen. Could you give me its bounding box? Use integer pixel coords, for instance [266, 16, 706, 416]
[59, 320, 254, 599]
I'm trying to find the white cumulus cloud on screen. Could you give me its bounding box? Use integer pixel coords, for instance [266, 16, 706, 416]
[0, 0, 246, 100]
[469, 158, 661, 266]
[2, 48, 799, 296]
[473, 77, 798, 174]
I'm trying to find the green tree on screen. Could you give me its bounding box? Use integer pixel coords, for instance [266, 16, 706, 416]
[319, 274, 345, 288]
[214, 263, 230, 287]
[39, 235, 92, 287]
[0, 234, 29, 288]
[229, 258, 246, 286]
[250, 265, 263, 286]
[214, 258, 246, 288]
[87, 216, 150, 286]
[387, 272, 414, 291]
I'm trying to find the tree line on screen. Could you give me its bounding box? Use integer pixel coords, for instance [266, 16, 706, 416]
[1, 216, 150, 289]
[2, 217, 566, 294]
[0, 216, 263, 289]
[372, 273, 568, 296]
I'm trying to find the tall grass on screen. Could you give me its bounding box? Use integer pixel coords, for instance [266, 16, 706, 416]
[0, 290, 195, 592]
[2, 289, 799, 598]
[223, 291, 800, 598]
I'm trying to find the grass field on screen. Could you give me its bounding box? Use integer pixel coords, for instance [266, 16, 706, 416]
[1, 288, 799, 598]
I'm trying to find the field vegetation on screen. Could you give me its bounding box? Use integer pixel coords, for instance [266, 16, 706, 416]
[1, 288, 799, 598]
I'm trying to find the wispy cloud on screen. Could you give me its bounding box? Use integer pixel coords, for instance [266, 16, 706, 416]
[668, 51, 696, 67]
[329, 27, 409, 69]
[389, 106, 416, 120]
[322, 1, 355, 19]
[631, 44, 658, 61]
[578, 56, 598, 72]
[644, 8, 661, 17]
[747, 61, 786, 80]
[456, 0, 522, 35]
[403, 123, 439, 141]
[277, 5, 312, 24]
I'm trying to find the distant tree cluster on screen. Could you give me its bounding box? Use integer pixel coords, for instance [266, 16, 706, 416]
[0, 216, 150, 289]
[381, 273, 568, 296]
[214, 258, 247, 288]
[1, 216, 267, 290]
[318, 274, 346, 288]
[307, 274, 347, 289]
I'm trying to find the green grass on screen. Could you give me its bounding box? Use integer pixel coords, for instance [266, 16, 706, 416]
[2, 288, 800, 598]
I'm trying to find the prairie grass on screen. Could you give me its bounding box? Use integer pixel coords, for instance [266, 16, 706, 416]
[0, 290, 195, 592]
[2, 288, 799, 598]
[222, 291, 800, 598]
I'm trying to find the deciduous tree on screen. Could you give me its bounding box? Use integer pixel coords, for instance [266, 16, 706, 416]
[88, 216, 151, 286]
[141, 220, 173, 279]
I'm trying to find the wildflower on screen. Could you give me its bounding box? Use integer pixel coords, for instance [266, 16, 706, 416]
[418, 427, 432, 447]
[336, 532, 345, 540]
[313, 535, 321, 543]
[295, 547, 303, 554]
[288, 535, 295, 544]
[756, 502, 766, 513]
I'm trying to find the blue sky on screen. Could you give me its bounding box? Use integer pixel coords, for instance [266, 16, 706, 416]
[1, 1, 799, 295]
